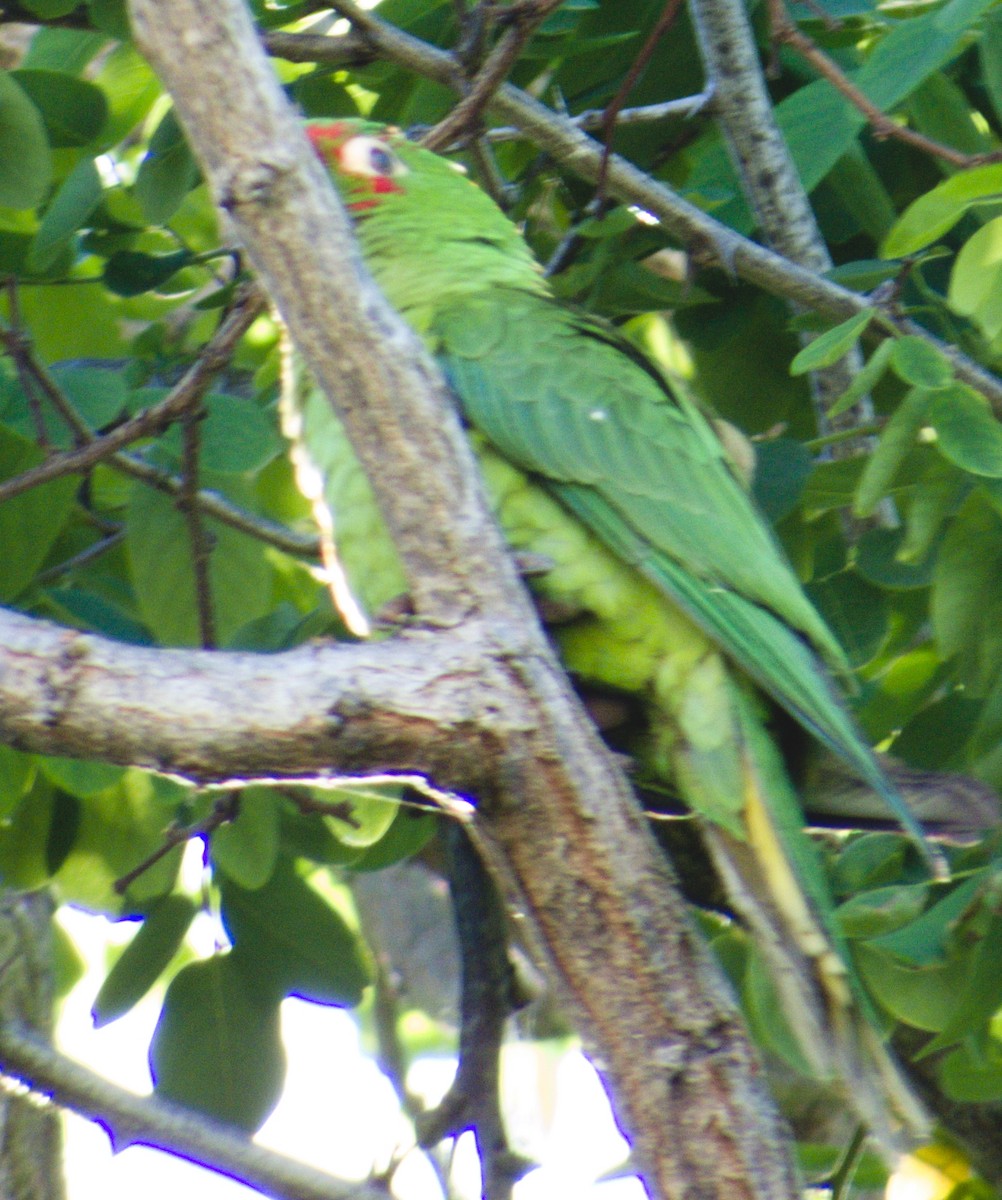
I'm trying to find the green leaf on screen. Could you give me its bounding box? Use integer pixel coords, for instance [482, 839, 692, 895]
[855, 526, 936, 590]
[826, 338, 894, 420]
[789, 310, 875, 374]
[23, 28, 107, 74]
[889, 338, 954, 391]
[93, 44, 161, 148]
[801, 457, 865, 516]
[10, 69, 107, 149]
[0, 776, 59, 890]
[883, 164, 1002, 258]
[806, 571, 888, 667]
[908, 71, 995, 160]
[0, 747, 35, 822]
[29, 157, 102, 271]
[1, 364, 128, 447]
[854, 387, 933, 517]
[349, 808, 437, 871]
[929, 385, 1002, 478]
[948, 216, 1002, 340]
[126, 481, 272, 647]
[220, 856, 369, 1006]
[323, 785, 401, 850]
[15, 280, 129, 360]
[150, 954, 284, 1131]
[900, 456, 969, 564]
[831, 832, 909, 896]
[43, 588, 153, 645]
[870, 873, 984, 966]
[0, 71, 51, 208]
[751, 438, 812, 523]
[92, 894, 197, 1027]
[981, 7, 1002, 128]
[836, 882, 930, 940]
[939, 1042, 1002, 1101]
[931, 493, 1002, 692]
[0, 424, 78, 601]
[19, 0, 79, 15]
[920, 907, 1002, 1055]
[211, 788, 280, 890]
[135, 107, 200, 226]
[52, 768, 187, 914]
[38, 757, 124, 797]
[826, 260, 901, 294]
[854, 942, 959, 1032]
[103, 249, 192, 297]
[892, 691, 982, 772]
[87, 0, 130, 39]
[160, 393, 281, 474]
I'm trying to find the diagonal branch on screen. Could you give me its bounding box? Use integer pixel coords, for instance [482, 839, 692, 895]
[0, 1022, 390, 1200]
[84, 4, 804, 1197]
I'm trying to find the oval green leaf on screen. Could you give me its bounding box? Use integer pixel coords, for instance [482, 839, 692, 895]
[211, 787, 280, 890]
[135, 107, 200, 226]
[882, 163, 1002, 258]
[220, 856, 369, 1006]
[889, 337, 954, 390]
[930, 385, 1002, 478]
[10, 69, 107, 149]
[949, 215, 1002, 340]
[29, 157, 102, 271]
[790, 309, 875, 375]
[150, 954, 285, 1131]
[92, 894, 197, 1027]
[0, 71, 51, 208]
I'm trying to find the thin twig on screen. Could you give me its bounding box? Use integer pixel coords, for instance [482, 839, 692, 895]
[113, 793, 239, 894]
[769, 2, 1002, 169]
[33, 530, 126, 586]
[3, 281, 49, 445]
[0, 285, 266, 504]
[416, 824, 530, 1200]
[179, 410, 217, 648]
[596, 0, 687, 198]
[422, 0, 564, 152]
[110, 454, 321, 556]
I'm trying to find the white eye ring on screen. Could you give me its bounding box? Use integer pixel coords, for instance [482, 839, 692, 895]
[338, 135, 407, 179]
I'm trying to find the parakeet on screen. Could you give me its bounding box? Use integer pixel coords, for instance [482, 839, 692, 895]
[286, 118, 931, 1151]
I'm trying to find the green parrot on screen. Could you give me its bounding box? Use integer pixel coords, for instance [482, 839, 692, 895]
[286, 119, 931, 1151]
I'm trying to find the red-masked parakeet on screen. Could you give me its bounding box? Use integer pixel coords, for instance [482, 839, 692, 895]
[284, 118, 931, 1153]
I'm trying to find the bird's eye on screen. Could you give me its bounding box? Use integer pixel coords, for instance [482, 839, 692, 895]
[338, 135, 406, 180]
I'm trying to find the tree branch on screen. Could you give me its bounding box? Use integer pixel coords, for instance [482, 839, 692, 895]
[0, 1022, 390, 1200]
[687, 0, 885, 537]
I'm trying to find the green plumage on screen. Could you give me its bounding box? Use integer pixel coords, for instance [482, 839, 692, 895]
[287, 120, 931, 1150]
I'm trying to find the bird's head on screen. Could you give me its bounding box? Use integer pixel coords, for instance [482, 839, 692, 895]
[305, 119, 411, 212]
